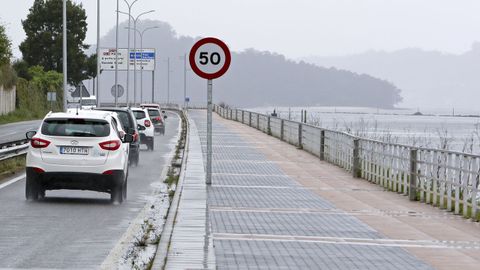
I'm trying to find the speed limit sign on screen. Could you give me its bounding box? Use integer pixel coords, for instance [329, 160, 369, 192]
[189, 37, 231, 80]
[189, 37, 231, 185]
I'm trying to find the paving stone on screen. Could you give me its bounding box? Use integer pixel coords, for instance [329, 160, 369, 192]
[187, 111, 434, 270]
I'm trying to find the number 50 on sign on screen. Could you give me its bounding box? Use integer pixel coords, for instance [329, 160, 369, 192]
[189, 37, 231, 80]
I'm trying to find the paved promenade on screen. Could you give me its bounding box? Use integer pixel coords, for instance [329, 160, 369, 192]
[164, 110, 480, 269]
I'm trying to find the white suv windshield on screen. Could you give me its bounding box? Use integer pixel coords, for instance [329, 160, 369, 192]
[41, 118, 110, 137]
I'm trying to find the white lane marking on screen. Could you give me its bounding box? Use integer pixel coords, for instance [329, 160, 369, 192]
[0, 173, 26, 190]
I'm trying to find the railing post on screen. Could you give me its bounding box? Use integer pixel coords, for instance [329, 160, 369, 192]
[352, 139, 361, 178]
[235, 110, 238, 121]
[320, 130, 325, 160]
[257, 114, 260, 129]
[242, 111, 244, 123]
[409, 148, 418, 201]
[249, 112, 252, 127]
[267, 116, 271, 135]
[280, 119, 285, 141]
[298, 123, 303, 149]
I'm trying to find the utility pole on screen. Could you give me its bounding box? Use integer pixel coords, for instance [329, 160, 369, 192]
[62, 0, 67, 111]
[123, 0, 139, 106]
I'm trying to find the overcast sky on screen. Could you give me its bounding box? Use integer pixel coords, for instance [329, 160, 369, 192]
[1, 0, 480, 59]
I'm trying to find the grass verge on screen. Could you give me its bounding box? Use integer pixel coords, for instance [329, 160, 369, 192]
[0, 155, 26, 180]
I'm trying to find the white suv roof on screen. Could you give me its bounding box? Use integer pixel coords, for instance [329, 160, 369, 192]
[52, 110, 114, 120]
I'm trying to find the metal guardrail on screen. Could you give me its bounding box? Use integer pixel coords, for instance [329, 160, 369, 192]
[214, 105, 480, 221]
[0, 141, 29, 162]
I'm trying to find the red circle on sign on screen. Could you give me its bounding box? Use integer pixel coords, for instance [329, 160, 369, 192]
[189, 37, 231, 80]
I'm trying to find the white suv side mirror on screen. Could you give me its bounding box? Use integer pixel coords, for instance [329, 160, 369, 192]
[26, 131, 37, 140]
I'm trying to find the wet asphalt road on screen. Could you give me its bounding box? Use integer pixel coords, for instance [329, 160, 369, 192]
[0, 120, 42, 145]
[0, 112, 179, 269]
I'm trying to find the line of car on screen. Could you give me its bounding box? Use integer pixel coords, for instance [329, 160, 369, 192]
[24, 104, 168, 204]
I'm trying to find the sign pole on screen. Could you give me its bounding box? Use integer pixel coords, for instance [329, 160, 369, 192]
[152, 70, 155, 103]
[189, 37, 231, 186]
[207, 79, 213, 185]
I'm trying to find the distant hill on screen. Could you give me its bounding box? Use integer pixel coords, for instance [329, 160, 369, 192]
[95, 20, 402, 108]
[302, 44, 480, 110]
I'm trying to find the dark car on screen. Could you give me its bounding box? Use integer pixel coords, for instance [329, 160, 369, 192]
[94, 107, 141, 166]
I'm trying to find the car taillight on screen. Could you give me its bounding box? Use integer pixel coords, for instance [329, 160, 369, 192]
[99, 140, 121, 151]
[144, 119, 151, 127]
[33, 167, 45, 173]
[103, 170, 114, 175]
[133, 132, 139, 142]
[31, 138, 50, 148]
[156, 117, 163, 123]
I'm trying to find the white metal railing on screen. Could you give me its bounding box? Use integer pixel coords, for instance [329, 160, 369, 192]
[213, 105, 480, 221]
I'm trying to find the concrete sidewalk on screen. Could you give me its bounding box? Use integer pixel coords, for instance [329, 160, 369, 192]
[165, 110, 480, 269]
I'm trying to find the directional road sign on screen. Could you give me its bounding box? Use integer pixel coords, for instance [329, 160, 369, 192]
[100, 48, 156, 71]
[129, 49, 156, 71]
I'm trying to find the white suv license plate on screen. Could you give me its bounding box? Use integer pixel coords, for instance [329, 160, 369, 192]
[60, 146, 89, 155]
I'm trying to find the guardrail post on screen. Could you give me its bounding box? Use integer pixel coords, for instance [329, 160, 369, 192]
[409, 149, 418, 201]
[235, 110, 238, 121]
[267, 116, 271, 135]
[320, 130, 325, 160]
[249, 112, 252, 127]
[280, 119, 285, 141]
[352, 139, 361, 178]
[298, 123, 303, 149]
[257, 114, 260, 129]
[242, 111, 244, 123]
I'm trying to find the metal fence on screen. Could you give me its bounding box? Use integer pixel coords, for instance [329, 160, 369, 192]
[214, 105, 480, 221]
[0, 139, 29, 162]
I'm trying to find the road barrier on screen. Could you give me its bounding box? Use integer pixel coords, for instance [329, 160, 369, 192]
[0, 139, 29, 162]
[214, 105, 480, 221]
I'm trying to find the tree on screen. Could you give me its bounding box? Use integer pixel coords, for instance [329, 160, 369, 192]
[85, 53, 97, 80]
[0, 22, 12, 65]
[0, 22, 16, 89]
[13, 60, 32, 81]
[19, 0, 89, 85]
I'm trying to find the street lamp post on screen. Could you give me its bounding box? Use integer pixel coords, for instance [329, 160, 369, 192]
[183, 53, 187, 110]
[167, 57, 170, 105]
[62, 0, 67, 111]
[122, 0, 139, 107]
[118, 10, 155, 106]
[96, 0, 101, 106]
[125, 26, 159, 103]
[114, 0, 120, 107]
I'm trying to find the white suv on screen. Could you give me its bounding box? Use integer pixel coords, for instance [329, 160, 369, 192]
[25, 110, 133, 204]
[132, 108, 155, 150]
